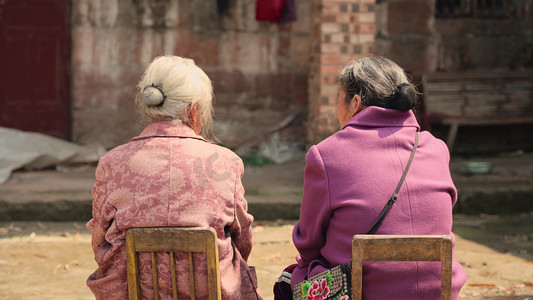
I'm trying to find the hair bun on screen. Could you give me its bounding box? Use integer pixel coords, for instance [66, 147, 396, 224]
[387, 83, 416, 111]
[141, 84, 165, 107]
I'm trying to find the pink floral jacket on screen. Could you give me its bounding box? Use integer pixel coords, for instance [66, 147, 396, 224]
[87, 121, 261, 300]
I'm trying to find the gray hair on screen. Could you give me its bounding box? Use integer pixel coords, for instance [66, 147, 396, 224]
[136, 55, 215, 141]
[338, 56, 417, 111]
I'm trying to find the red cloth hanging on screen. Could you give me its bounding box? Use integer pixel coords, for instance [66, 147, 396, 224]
[255, 0, 287, 22]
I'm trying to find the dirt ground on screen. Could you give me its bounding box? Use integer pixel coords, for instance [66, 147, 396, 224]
[0, 214, 532, 300]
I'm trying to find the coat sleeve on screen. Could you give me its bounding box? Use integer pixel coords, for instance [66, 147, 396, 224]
[229, 159, 254, 261]
[86, 159, 127, 299]
[86, 160, 114, 257]
[292, 145, 332, 267]
[438, 138, 458, 206]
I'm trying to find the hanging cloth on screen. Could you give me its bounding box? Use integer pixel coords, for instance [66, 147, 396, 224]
[255, 0, 287, 22]
[217, 0, 229, 15]
[279, 0, 297, 23]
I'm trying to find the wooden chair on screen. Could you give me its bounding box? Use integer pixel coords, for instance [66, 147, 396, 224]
[352, 235, 452, 300]
[126, 227, 222, 300]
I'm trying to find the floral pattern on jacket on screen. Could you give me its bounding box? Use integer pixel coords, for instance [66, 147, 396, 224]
[87, 121, 261, 300]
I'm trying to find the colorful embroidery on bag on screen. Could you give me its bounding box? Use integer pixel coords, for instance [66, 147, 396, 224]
[294, 264, 352, 300]
[300, 271, 333, 299]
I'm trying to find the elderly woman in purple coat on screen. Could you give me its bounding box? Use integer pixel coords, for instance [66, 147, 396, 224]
[285, 56, 467, 299]
[87, 55, 262, 299]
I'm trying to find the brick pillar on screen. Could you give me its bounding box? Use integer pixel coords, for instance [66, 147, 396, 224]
[307, 0, 376, 145]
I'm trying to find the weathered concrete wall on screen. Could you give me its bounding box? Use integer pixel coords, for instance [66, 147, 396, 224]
[375, 0, 533, 73]
[71, 0, 310, 150]
[375, 0, 437, 74]
[72, 0, 531, 150]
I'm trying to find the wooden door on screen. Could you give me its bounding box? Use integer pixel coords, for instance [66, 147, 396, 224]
[0, 0, 70, 139]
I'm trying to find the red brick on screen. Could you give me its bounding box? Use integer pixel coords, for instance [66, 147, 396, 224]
[320, 64, 342, 75]
[359, 23, 376, 34]
[359, 33, 375, 44]
[320, 54, 346, 64]
[328, 33, 345, 43]
[336, 14, 352, 23]
[322, 14, 337, 22]
[358, 12, 376, 23]
[321, 3, 341, 13]
[321, 84, 338, 97]
[322, 22, 341, 33]
[321, 43, 342, 54]
[320, 74, 337, 85]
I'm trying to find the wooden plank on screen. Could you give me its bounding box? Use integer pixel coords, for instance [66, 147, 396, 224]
[463, 82, 502, 92]
[499, 105, 532, 114]
[424, 95, 465, 103]
[133, 228, 209, 253]
[465, 93, 506, 103]
[126, 227, 221, 300]
[441, 116, 533, 125]
[352, 235, 453, 300]
[425, 70, 532, 81]
[424, 70, 533, 123]
[504, 92, 532, 102]
[206, 231, 222, 300]
[357, 235, 444, 261]
[441, 237, 453, 300]
[425, 103, 464, 116]
[425, 82, 464, 93]
[504, 82, 533, 92]
[126, 229, 141, 300]
[352, 237, 363, 300]
[463, 106, 498, 117]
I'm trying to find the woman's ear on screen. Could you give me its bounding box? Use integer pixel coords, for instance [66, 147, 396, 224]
[187, 103, 201, 134]
[351, 94, 365, 116]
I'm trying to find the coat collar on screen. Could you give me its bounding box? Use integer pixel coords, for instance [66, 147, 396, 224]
[131, 120, 209, 143]
[343, 106, 420, 130]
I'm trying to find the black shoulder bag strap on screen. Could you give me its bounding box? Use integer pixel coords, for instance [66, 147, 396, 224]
[366, 131, 419, 234]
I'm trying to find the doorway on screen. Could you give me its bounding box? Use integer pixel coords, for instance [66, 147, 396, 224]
[0, 0, 71, 140]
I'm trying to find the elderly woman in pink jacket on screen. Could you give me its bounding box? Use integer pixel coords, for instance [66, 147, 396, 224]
[87, 55, 262, 299]
[285, 56, 467, 299]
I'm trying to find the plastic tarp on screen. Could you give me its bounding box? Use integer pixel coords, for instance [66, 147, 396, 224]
[0, 127, 106, 184]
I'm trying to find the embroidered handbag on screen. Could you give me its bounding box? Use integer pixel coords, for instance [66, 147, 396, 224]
[292, 264, 352, 300]
[292, 132, 419, 300]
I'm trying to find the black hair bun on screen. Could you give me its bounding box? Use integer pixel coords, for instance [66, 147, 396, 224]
[387, 83, 417, 111]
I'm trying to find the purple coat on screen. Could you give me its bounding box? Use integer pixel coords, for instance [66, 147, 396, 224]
[87, 121, 261, 300]
[292, 107, 467, 299]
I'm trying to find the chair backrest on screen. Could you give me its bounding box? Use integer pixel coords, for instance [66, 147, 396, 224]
[351, 235, 452, 300]
[126, 227, 222, 300]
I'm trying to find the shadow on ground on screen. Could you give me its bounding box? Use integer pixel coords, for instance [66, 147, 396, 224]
[452, 213, 533, 261]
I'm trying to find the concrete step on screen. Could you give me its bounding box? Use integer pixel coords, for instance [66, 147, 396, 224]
[1, 154, 532, 221]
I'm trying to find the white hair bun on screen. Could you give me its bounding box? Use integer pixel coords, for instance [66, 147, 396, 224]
[141, 85, 165, 107]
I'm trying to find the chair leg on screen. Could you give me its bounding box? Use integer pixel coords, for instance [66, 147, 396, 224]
[441, 238, 453, 300]
[352, 238, 363, 300]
